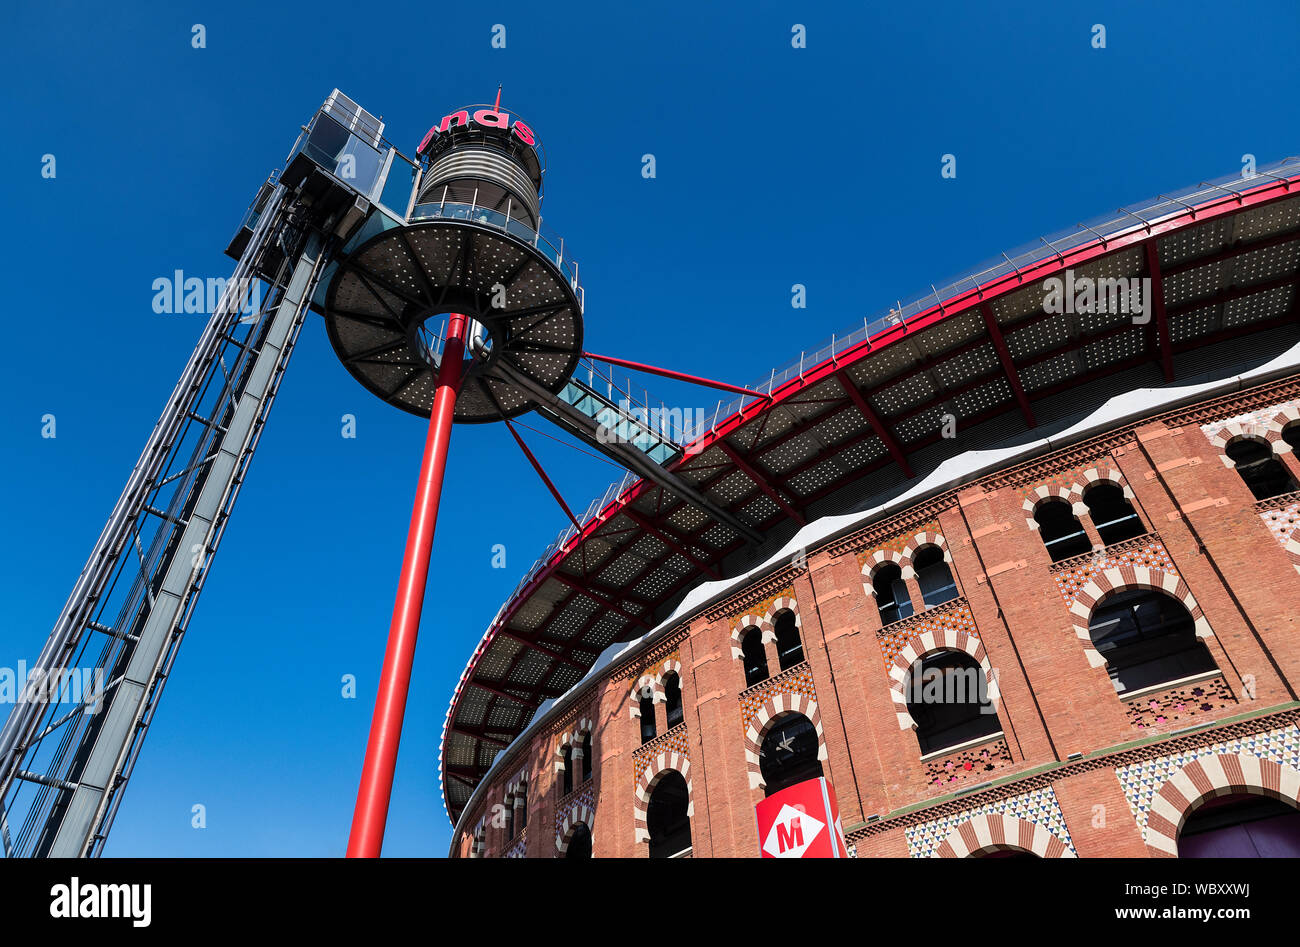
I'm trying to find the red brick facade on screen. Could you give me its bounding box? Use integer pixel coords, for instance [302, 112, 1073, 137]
[451, 374, 1300, 858]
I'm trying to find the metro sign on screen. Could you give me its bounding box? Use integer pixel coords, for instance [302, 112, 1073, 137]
[754, 777, 849, 858]
[417, 109, 536, 156]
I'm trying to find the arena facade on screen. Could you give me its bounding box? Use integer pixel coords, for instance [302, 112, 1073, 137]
[443, 161, 1300, 859]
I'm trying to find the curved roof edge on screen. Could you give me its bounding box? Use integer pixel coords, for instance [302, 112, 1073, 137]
[446, 337, 1300, 841]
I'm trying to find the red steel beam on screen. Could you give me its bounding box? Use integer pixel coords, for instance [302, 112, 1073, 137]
[1145, 242, 1175, 382]
[583, 351, 768, 400]
[980, 303, 1036, 427]
[550, 571, 654, 630]
[348, 311, 469, 859]
[718, 441, 807, 526]
[623, 507, 722, 579]
[505, 418, 582, 531]
[835, 373, 913, 478]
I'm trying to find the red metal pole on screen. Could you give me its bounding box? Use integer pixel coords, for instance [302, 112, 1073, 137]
[347, 312, 469, 858]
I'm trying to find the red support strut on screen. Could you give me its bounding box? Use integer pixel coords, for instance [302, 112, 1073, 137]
[347, 312, 469, 858]
[583, 351, 767, 400]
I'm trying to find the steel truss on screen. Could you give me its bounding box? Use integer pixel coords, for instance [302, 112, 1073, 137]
[0, 187, 329, 857]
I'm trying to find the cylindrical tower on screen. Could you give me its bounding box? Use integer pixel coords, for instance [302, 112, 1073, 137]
[322, 101, 582, 424]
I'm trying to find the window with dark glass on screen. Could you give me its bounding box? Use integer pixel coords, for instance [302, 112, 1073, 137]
[565, 823, 593, 859]
[1085, 483, 1145, 546]
[506, 802, 516, 840]
[914, 546, 958, 608]
[639, 695, 657, 744]
[741, 627, 769, 687]
[905, 650, 1001, 755]
[560, 745, 573, 796]
[758, 713, 824, 796]
[873, 562, 913, 625]
[774, 610, 804, 670]
[1178, 795, 1300, 858]
[1227, 438, 1297, 501]
[664, 675, 683, 729]
[1087, 588, 1216, 694]
[1284, 423, 1300, 455]
[1034, 498, 1092, 562]
[580, 731, 592, 782]
[519, 784, 528, 830]
[646, 772, 692, 858]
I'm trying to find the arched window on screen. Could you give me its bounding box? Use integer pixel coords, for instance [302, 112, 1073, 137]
[664, 674, 683, 729]
[905, 650, 1001, 755]
[565, 823, 593, 859]
[740, 626, 769, 687]
[1283, 422, 1300, 454]
[1035, 498, 1092, 562]
[1087, 588, 1216, 694]
[774, 610, 804, 670]
[517, 782, 528, 831]
[1178, 794, 1300, 858]
[580, 731, 592, 783]
[1084, 483, 1145, 546]
[1227, 438, 1297, 500]
[914, 546, 958, 608]
[639, 694, 657, 744]
[560, 745, 573, 796]
[873, 562, 913, 625]
[646, 771, 692, 858]
[758, 713, 824, 796]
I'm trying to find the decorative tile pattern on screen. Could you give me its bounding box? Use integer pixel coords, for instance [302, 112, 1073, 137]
[1114, 723, 1300, 842]
[632, 724, 689, 780]
[1258, 497, 1300, 552]
[505, 831, 527, 859]
[739, 663, 817, 735]
[923, 735, 1014, 788]
[1123, 675, 1238, 732]
[877, 601, 978, 673]
[553, 783, 595, 852]
[905, 785, 1075, 858]
[1052, 537, 1177, 606]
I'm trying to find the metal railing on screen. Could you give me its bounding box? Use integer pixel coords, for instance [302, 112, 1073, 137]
[456, 155, 1300, 710]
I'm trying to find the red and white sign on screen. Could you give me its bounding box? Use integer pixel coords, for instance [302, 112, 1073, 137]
[755, 777, 849, 858]
[417, 109, 536, 155]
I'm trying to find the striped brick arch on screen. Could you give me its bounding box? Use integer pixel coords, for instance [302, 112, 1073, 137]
[1143, 752, 1300, 857]
[1068, 567, 1213, 668]
[730, 613, 774, 660]
[555, 805, 594, 855]
[633, 753, 693, 843]
[1267, 406, 1300, 452]
[861, 549, 905, 598]
[934, 813, 1075, 858]
[554, 718, 594, 770]
[743, 694, 827, 790]
[628, 673, 663, 718]
[470, 818, 486, 858]
[898, 531, 949, 579]
[504, 767, 528, 808]
[1072, 468, 1135, 509]
[1023, 485, 1076, 529]
[888, 629, 1000, 731]
[1208, 419, 1287, 463]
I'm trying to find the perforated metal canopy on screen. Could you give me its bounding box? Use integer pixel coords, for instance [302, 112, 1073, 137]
[323, 216, 582, 423]
[440, 164, 1300, 822]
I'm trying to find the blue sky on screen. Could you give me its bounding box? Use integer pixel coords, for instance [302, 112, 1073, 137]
[2, 0, 1296, 857]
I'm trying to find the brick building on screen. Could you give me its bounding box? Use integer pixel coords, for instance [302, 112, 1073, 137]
[443, 166, 1300, 859]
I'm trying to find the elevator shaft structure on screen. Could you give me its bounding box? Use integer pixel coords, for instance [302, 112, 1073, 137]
[0, 91, 393, 857]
